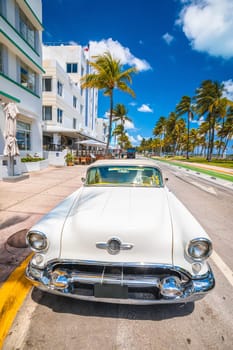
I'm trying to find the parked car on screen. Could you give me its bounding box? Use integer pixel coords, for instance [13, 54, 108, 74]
[26, 159, 215, 304]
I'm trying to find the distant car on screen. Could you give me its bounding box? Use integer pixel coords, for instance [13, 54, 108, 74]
[26, 159, 215, 304]
[126, 148, 136, 159]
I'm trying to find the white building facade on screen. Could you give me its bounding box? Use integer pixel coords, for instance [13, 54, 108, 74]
[0, 0, 43, 174]
[42, 45, 105, 163]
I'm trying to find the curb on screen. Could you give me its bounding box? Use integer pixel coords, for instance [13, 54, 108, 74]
[0, 254, 33, 349]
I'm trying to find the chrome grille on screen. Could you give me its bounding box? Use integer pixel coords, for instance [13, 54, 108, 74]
[49, 262, 188, 288]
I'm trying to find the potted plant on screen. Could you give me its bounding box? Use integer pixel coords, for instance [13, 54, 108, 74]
[65, 152, 74, 166]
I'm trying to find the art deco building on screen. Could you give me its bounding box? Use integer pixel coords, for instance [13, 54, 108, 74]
[42, 44, 106, 157]
[0, 0, 43, 162]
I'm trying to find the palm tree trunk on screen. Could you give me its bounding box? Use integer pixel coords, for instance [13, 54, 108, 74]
[221, 138, 229, 157]
[218, 119, 225, 157]
[209, 118, 216, 161]
[186, 113, 190, 159]
[206, 119, 212, 161]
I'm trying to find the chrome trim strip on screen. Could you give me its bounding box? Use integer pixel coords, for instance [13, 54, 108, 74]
[37, 258, 198, 279]
[30, 258, 213, 281]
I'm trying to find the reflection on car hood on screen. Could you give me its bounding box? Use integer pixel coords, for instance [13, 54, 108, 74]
[60, 186, 173, 263]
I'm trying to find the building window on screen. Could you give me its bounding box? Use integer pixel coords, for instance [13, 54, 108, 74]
[20, 63, 36, 92]
[73, 118, 77, 129]
[42, 77, 52, 92]
[19, 8, 36, 49]
[16, 121, 31, 151]
[0, 44, 3, 73]
[73, 96, 77, 108]
[0, 0, 6, 16]
[57, 108, 63, 123]
[57, 81, 63, 96]
[42, 106, 52, 121]
[0, 43, 8, 74]
[66, 63, 78, 73]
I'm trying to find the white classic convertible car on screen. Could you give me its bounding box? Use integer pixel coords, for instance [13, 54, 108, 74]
[26, 159, 215, 304]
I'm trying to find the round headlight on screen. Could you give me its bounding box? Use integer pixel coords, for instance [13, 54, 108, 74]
[26, 231, 48, 252]
[186, 238, 212, 261]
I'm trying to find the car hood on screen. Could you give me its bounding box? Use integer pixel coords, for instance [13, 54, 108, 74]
[60, 186, 173, 264]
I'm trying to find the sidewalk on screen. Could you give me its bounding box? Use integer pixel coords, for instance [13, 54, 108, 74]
[0, 165, 87, 284]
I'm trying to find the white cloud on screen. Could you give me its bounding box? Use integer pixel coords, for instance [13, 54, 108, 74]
[191, 115, 205, 126]
[162, 33, 174, 45]
[124, 120, 135, 129]
[69, 40, 79, 45]
[137, 135, 143, 142]
[177, 0, 233, 58]
[137, 104, 153, 113]
[127, 134, 137, 144]
[125, 133, 143, 145]
[129, 102, 137, 106]
[223, 79, 233, 100]
[88, 38, 151, 71]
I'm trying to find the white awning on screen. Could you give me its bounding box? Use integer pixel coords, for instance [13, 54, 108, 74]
[76, 139, 106, 147]
[43, 125, 81, 136]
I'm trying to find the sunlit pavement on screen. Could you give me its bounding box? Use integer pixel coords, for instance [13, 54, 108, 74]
[0, 164, 87, 284]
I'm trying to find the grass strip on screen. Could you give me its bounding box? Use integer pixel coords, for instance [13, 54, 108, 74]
[156, 159, 233, 183]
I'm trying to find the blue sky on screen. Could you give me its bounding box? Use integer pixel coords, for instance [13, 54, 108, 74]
[42, 0, 233, 145]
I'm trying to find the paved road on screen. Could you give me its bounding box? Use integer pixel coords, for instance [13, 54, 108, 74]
[2, 162, 233, 350]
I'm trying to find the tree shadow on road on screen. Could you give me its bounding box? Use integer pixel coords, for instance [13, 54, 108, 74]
[31, 288, 195, 321]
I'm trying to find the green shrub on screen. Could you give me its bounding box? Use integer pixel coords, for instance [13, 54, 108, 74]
[21, 157, 44, 162]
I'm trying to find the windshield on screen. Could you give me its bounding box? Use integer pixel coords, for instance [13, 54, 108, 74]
[85, 166, 163, 187]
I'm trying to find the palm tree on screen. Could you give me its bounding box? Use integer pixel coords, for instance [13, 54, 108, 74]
[81, 51, 137, 154]
[119, 133, 132, 150]
[189, 128, 199, 155]
[165, 112, 179, 155]
[112, 124, 125, 149]
[151, 138, 162, 156]
[173, 118, 186, 155]
[176, 96, 194, 159]
[198, 121, 209, 157]
[153, 116, 167, 155]
[217, 106, 233, 157]
[112, 103, 132, 125]
[194, 80, 231, 161]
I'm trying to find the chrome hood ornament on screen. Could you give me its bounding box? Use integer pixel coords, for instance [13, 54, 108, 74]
[96, 237, 134, 255]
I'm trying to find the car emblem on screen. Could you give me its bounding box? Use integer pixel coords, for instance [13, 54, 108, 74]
[96, 237, 134, 255]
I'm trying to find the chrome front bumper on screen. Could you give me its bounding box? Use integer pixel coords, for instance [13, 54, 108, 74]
[26, 259, 215, 304]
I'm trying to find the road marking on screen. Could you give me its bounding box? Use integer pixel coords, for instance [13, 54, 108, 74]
[0, 254, 33, 349]
[190, 181, 217, 195]
[211, 251, 233, 287]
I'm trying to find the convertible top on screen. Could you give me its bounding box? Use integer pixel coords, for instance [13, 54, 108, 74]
[87, 158, 161, 170]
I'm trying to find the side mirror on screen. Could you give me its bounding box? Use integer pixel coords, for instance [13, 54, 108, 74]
[81, 177, 86, 183]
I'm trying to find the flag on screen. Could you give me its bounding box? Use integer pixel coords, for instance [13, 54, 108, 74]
[84, 44, 89, 51]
